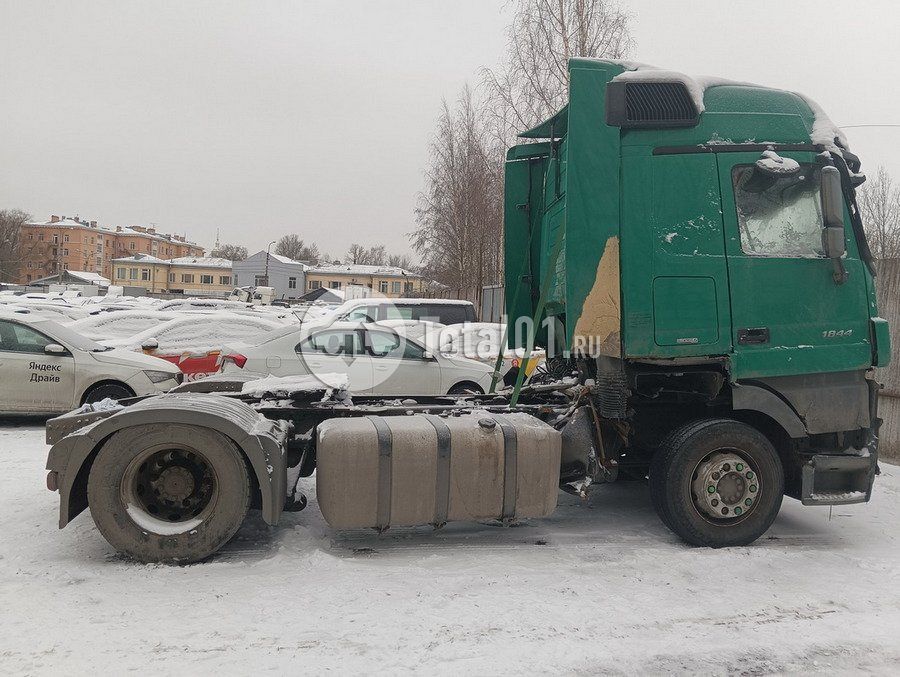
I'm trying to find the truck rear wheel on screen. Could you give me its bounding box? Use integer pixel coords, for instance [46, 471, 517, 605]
[649, 419, 783, 547]
[87, 424, 251, 563]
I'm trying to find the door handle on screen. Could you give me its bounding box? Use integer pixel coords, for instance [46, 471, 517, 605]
[738, 327, 770, 345]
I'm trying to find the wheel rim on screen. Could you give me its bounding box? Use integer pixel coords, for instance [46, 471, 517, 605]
[121, 444, 218, 529]
[690, 450, 760, 523]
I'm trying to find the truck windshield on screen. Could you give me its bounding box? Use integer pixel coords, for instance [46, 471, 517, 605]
[732, 163, 825, 258]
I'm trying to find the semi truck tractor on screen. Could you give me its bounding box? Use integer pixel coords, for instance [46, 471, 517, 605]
[44, 59, 891, 562]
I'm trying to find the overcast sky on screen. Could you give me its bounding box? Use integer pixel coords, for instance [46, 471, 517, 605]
[2, 1, 899, 258]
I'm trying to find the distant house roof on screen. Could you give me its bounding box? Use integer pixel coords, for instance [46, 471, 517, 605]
[25, 217, 201, 247]
[112, 254, 168, 265]
[68, 270, 111, 285]
[31, 270, 110, 286]
[112, 254, 231, 269]
[308, 263, 421, 278]
[168, 256, 232, 269]
[27, 217, 92, 229]
[241, 251, 305, 265]
[297, 287, 344, 303]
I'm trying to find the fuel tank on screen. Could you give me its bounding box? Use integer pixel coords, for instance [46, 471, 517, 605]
[315, 410, 561, 530]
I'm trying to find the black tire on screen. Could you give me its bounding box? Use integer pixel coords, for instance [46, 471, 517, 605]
[649, 419, 784, 547]
[448, 382, 484, 395]
[87, 424, 251, 563]
[82, 381, 134, 405]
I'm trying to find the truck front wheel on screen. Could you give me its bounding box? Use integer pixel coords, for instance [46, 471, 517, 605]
[87, 424, 251, 563]
[649, 419, 784, 547]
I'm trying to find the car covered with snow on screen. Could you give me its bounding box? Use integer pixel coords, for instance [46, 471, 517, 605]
[66, 310, 182, 340]
[219, 320, 495, 395]
[99, 313, 285, 379]
[0, 310, 182, 415]
[329, 298, 477, 325]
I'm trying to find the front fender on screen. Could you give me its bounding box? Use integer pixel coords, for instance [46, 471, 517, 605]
[46, 393, 290, 529]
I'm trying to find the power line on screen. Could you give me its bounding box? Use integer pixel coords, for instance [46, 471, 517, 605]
[839, 124, 900, 129]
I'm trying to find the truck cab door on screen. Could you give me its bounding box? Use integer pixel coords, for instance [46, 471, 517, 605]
[717, 152, 871, 379]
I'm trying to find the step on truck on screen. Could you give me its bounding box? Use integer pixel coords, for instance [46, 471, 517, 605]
[45, 59, 891, 562]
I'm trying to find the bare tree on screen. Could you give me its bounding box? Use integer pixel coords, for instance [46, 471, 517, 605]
[413, 86, 504, 291]
[210, 243, 248, 261]
[858, 167, 900, 260]
[483, 0, 632, 143]
[345, 244, 387, 266]
[387, 253, 415, 270]
[0, 209, 31, 283]
[275, 234, 320, 263]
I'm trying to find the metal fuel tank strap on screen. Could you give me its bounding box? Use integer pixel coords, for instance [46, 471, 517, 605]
[489, 414, 518, 520]
[422, 414, 452, 527]
[367, 416, 393, 532]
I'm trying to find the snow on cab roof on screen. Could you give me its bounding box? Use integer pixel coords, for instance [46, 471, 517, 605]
[608, 61, 849, 152]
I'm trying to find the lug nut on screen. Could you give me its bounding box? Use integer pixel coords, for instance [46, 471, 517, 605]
[745, 498, 753, 506]
[750, 485, 757, 493]
[734, 507, 743, 515]
[722, 463, 731, 471]
[707, 485, 716, 493]
[736, 463, 744, 471]
[711, 499, 719, 507]
[721, 507, 729, 515]
[746, 471, 754, 479]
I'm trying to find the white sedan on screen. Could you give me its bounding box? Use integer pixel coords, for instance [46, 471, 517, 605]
[0, 311, 182, 415]
[100, 313, 284, 353]
[220, 321, 495, 395]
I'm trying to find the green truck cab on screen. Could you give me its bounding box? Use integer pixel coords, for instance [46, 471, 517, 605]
[506, 59, 890, 545]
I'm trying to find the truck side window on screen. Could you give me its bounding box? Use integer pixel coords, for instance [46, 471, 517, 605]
[732, 164, 825, 258]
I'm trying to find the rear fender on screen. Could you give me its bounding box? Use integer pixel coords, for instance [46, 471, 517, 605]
[46, 394, 290, 528]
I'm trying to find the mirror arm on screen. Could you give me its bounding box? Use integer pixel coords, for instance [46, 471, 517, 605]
[832, 258, 849, 285]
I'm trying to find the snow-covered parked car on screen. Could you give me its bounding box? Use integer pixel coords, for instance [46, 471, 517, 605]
[66, 310, 181, 340]
[100, 313, 284, 379]
[219, 321, 495, 395]
[0, 310, 182, 415]
[330, 297, 477, 325]
[0, 299, 93, 322]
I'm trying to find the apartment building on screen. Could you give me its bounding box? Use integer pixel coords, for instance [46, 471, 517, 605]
[17, 215, 204, 284]
[112, 254, 232, 295]
[304, 263, 428, 298]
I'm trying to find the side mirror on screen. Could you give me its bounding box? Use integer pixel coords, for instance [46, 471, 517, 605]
[44, 343, 67, 355]
[141, 338, 159, 351]
[422, 350, 435, 360]
[820, 165, 848, 284]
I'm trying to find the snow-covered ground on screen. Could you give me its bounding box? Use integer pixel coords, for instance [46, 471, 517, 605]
[2, 423, 899, 675]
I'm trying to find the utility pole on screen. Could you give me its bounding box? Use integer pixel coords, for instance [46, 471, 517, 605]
[263, 240, 276, 286]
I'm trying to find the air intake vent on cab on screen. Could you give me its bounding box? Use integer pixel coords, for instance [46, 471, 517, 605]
[606, 80, 700, 129]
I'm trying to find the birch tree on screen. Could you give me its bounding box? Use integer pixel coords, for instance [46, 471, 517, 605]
[413, 87, 504, 290]
[858, 167, 900, 260]
[483, 0, 632, 143]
